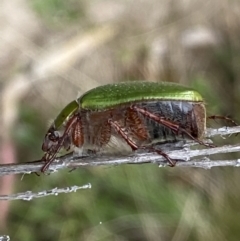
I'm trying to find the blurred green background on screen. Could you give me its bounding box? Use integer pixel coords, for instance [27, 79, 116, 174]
[1, 0, 240, 240]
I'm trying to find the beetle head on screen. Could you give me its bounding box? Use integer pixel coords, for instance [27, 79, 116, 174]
[42, 126, 61, 152]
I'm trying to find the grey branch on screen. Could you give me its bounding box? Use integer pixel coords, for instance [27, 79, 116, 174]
[0, 126, 240, 177]
[0, 236, 10, 241]
[0, 184, 91, 201]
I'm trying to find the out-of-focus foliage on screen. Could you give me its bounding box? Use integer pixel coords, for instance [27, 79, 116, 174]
[31, 0, 86, 26]
[1, 0, 240, 240]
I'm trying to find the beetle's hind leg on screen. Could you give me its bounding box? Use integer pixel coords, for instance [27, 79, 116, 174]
[108, 118, 178, 166]
[131, 105, 214, 148]
[208, 115, 238, 126]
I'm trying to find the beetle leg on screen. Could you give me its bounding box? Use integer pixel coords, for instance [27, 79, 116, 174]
[72, 116, 84, 147]
[148, 147, 176, 166]
[132, 105, 214, 148]
[108, 118, 176, 166]
[108, 119, 138, 151]
[125, 107, 149, 141]
[41, 114, 79, 172]
[208, 115, 238, 126]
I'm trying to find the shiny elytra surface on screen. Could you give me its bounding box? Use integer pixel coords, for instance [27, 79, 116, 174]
[79, 81, 203, 110]
[54, 100, 79, 129]
[53, 81, 204, 129]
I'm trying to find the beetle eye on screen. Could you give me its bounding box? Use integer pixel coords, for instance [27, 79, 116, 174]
[48, 131, 59, 142]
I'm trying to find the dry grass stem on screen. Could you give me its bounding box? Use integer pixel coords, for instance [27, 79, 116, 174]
[0, 184, 91, 201]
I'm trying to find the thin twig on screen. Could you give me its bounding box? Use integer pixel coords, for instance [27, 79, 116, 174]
[0, 126, 240, 202]
[0, 184, 91, 201]
[0, 126, 240, 177]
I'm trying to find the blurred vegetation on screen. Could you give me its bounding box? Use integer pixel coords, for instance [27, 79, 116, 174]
[31, 0, 87, 27]
[1, 0, 240, 241]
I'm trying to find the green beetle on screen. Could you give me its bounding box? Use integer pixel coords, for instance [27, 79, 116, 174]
[41, 81, 210, 172]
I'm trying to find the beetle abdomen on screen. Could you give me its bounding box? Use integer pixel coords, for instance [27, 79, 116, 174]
[137, 100, 206, 144]
[83, 100, 205, 149]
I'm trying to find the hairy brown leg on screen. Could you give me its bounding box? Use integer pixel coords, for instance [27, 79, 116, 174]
[125, 107, 149, 141]
[108, 119, 138, 151]
[108, 119, 176, 166]
[208, 115, 238, 126]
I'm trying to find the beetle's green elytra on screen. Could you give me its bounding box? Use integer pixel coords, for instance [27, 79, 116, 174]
[53, 81, 203, 129]
[41, 81, 209, 172]
[80, 81, 203, 110]
[54, 100, 78, 129]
